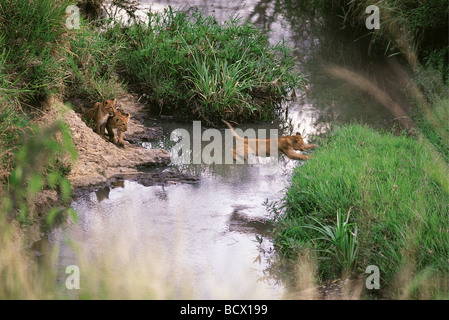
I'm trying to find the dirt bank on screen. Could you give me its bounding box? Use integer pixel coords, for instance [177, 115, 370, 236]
[69, 96, 174, 188]
[40, 94, 187, 190]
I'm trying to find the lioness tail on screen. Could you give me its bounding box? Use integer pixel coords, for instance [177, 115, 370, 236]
[222, 119, 243, 140]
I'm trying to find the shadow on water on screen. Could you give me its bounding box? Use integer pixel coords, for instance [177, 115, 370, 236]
[53, 0, 416, 298]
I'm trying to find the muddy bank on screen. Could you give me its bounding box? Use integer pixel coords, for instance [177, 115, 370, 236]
[66, 96, 169, 188]
[39, 95, 200, 192]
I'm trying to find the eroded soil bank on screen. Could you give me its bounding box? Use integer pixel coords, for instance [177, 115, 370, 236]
[39, 94, 200, 195]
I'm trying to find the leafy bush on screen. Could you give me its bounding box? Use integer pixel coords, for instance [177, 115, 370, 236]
[3, 120, 77, 224]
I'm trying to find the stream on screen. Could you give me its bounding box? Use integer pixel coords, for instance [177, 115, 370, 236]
[52, 0, 408, 299]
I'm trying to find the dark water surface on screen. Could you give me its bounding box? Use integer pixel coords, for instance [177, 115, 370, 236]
[53, 0, 407, 298]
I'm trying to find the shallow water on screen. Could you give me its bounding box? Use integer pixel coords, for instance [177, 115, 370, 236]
[52, 0, 410, 299]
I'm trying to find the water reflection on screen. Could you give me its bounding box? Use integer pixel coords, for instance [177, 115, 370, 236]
[62, 170, 286, 298]
[95, 186, 111, 202]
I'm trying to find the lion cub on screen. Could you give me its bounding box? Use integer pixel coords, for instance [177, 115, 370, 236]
[84, 99, 117, 137]
[106, 109, 130, 147]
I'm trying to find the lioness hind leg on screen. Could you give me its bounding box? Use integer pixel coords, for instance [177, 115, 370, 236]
[232, 147, 249, 163]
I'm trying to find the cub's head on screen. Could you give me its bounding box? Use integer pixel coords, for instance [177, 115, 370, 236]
[103, 99, 117, 116]
[112, 109, 130, 132]
[291, 132, 306, 150]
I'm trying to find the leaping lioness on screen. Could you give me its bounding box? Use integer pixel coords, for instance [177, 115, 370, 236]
[222, 119, 317, 160]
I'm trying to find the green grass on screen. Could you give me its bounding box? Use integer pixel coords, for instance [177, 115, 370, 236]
[0, 36, 30, 177]
[0, 0, 127, 105]
[65, 18, 127, 101]
[111, 7, 305, 125]
[413, 98, 449, 162]
[0, 105, 29, 159]
[306, 0, 448, 83]
[5, 120, 77, 224]
[299, 208, 359, 276]
[0, 0, 75, 101]
[272, 124, 449, 298]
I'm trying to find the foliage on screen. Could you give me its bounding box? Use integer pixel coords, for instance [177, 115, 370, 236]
[413, 98, 449, 162]
[0, 0, 75, 101]
[273, 124, 449, 297]
[65, 18, 127, 101]
[0, 35, 30, 177]
[300, 209, 358, 275]
[2, 120, 77, 225]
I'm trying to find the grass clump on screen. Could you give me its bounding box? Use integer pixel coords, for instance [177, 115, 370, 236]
[65, 19, 127, 101]
[301, 209, 359, 275]
[0, 0, 128, 105]
[113, 7, 305, 125]
[272, 124, 449, 298]
[413, 98, 449, 162]
[0, 0, 75, 102]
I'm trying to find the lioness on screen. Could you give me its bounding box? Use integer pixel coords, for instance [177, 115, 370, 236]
[84, 99, 117, 136]
[106, 108, 130, 147]
[222, 119, 316, 160]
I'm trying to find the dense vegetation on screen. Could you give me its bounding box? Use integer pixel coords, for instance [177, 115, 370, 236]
[112, 7, 304, 125]
[0, 0, 74, 182]
[308, 0, 448, 81]
[0, 0, 77, 223]
[272, 0, 449, 298]
[272, 124, 449, 298]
